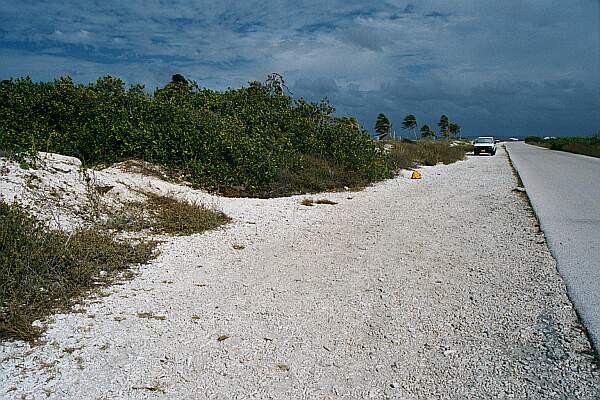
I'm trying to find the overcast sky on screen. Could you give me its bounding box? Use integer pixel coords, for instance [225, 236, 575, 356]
[1, 1, 599, 137]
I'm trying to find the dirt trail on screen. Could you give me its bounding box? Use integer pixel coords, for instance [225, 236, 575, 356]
[2, 147, 599, 399]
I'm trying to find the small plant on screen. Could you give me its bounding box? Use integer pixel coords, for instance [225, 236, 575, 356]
[300, 198, 337, 206]
[300, 198, 314, 206]
[314, 199, 337, 205]
[276, 363, 290, 371]
[136, 312, 166, 321]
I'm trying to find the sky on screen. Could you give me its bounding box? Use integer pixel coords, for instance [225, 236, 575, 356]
[1, 1, 599, 137]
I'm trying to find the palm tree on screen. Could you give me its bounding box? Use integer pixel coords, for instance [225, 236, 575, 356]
[375, 113, 391, 140]
[420, 124, 435, 139]
[449, 123, 461, 138]
[438, 114, 449, 139]
[402, 114, 418, 139]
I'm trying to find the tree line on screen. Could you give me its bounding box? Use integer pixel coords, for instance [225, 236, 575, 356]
[374, 113, 461, 140]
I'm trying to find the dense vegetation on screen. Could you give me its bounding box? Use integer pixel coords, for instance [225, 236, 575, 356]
[0, 202, 156, 340]
[525, 135, 600, 158]
[0, 75, 392, 197]
[388, 140, 473, 170]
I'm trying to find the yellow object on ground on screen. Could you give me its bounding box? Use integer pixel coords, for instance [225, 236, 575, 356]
[411, 170, 422, 179]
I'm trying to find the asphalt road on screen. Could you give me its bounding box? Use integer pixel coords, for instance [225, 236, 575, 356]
[505, 142, 600, 352]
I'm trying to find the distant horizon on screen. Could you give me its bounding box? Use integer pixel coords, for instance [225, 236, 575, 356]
[1, 1, 598, 137]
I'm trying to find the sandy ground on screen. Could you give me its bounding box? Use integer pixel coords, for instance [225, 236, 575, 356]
[1, 147, 599, 399]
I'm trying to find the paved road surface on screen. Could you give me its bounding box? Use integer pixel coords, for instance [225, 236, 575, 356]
[506, 142, 600, 352]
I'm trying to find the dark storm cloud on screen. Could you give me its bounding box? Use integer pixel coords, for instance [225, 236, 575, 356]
[0, 0, 598, 136]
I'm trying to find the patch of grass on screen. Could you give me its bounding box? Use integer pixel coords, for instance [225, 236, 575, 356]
[525, 135, 600, 158]
[106, 192, 231, 236]
[241, 155, 378, 198]
[136, 312, 166, 321]
[315, 198, 337, 205]
[561, 141, 600, 158]
[387, 140, 469, 169]
[112, 159, 179, 182]
[0, 149, 17, 159]
[132, 385, 166, 394]
[276, 363, 290, 371]
[0, 201, 156, 341]
[217, 334, 230, 342]
[94, 185, 113, 195]
[147, 194, 230, 235]
[301, 198, 338, 206]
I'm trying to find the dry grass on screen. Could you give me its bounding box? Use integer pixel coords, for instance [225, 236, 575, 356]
[525, 135, 600, 158]
[109, 159, 172, 181]
[106, 192, 231, 236]
[267, 156, 373, 198]
[314, 199, 337, 205]
[276, 363, 290, 371]
[300, 198, 338, 206]
[0, 201, 156, 341]
[136, 312, 167, 321]
[0, 187, 230, 341]
[387, 140, 470, 169]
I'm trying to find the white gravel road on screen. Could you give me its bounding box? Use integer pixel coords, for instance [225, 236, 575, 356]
[1, 147, 599, 399]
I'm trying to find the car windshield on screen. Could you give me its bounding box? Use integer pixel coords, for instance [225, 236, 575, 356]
[476, 138, 494, 144]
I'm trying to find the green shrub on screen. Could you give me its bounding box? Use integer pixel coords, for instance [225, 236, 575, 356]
[524, 136, 543, 143]
[0, 76, 391, 197]
[525, 134, 600, 158]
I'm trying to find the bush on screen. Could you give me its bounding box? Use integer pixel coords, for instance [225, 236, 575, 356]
[525, 134, 600, 158]
[0, 76, 391, 197]
[0, 202, 156, 340]
[524, 136, 544, 143]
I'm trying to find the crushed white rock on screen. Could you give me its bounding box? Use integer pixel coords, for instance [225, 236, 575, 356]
[1, 148, 599, 399]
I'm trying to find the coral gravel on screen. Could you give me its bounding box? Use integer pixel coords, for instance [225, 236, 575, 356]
[1, 147, 599, 399]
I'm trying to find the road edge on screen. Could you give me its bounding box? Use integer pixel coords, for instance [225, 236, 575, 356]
[504, 144, 600, 364]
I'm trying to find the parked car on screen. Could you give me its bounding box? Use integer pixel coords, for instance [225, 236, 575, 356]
[473, 137, 496, 155]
